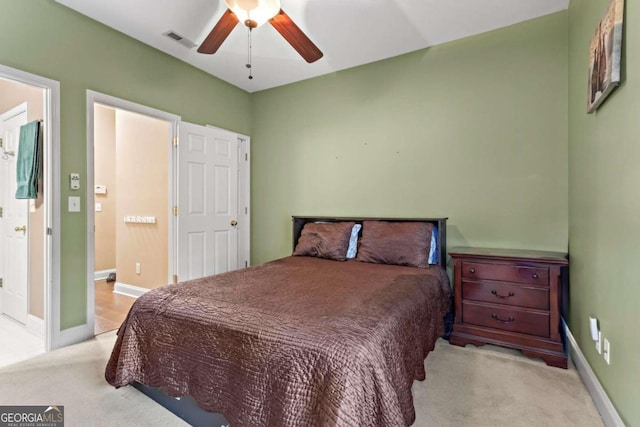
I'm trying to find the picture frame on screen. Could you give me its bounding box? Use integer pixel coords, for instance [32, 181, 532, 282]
[587, 0, 624, 113]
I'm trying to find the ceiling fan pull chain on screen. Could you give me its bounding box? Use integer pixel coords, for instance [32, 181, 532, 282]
[246, 27, 253, 80]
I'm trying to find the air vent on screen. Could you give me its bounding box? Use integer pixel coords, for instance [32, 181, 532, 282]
[166, 31, 182, 41]
[163, 31, 197, 49]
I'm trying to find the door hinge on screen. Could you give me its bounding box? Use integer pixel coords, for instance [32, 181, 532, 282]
[47, 227, 53, 236]
[0, 207, 3, 218]
[0, 278, 3, 288]
[0, 138, 3, 148]
[245, 206, 248, 214]
[173, 274, 178, 284]
[173, 137, 178, 147]
[245, 261, 248, 268]
[173, 206, 178, 216]
[245, 152, 248, 161]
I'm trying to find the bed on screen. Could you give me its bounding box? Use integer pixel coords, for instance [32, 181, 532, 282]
[105, 216, 451, 426]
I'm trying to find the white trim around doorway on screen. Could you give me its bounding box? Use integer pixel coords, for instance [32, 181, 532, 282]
[0, 63, 61, 351]
[237, 134, 251, 267]
[86, 90, 180, 336]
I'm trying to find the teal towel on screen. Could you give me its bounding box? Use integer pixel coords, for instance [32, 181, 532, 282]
[15, 120, 41, 199]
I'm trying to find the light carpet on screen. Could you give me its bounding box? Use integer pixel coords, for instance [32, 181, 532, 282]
[416, 340, 603, 426]
[0, 332, 603, 426]
[0, 315, 45, 368]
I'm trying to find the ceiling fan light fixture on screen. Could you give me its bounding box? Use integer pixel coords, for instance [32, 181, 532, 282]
[224, 0, 281, 28]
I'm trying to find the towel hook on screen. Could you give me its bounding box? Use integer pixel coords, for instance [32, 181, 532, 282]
[1, 148, 15, 160]
[0, 138, 16, 160]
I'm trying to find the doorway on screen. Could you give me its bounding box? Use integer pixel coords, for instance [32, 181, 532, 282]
[0, 100, 45, 367]
[92, 104, 173, 334]
[86, 91, 251, 337]
[0, 69, 56, 363]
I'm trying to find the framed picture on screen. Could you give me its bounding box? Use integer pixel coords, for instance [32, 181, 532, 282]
[587, 0, 624, 113]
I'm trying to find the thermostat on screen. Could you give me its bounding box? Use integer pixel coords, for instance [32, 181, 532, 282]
[69, 173, 80, 190]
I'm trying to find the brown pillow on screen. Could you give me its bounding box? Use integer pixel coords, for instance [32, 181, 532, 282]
[293, 222, 356, 261]
[355, 221, 433, 268]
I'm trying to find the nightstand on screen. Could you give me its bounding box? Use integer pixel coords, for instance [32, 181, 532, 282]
[448, 247, 568, 368]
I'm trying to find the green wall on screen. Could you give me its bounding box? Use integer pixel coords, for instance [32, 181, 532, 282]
[251, 12, 569, 265]
[568, 0, 639, 425]
[0, 0, 251, 329]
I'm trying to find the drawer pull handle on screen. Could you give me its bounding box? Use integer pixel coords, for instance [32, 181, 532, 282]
[532, 273, 539, 279]
[469, 268, 476, 274]
[491, 290, 515, 299]
[491, 313, 515, 323]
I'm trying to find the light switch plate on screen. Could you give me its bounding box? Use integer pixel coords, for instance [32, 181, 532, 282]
[68, 196, 81, 212]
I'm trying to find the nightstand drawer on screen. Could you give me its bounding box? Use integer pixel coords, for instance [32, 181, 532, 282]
[461, 262, 549, 285]
[461, 301, 550, 337]
[461, 280, 549, 310]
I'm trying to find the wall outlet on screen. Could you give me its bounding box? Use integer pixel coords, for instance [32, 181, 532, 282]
[603, 338, 610, 364]
[135, 263, 141, 275]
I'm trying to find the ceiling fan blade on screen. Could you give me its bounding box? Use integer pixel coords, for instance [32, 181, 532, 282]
[269, 9, 323, 63]
[197, 9, 239, 54]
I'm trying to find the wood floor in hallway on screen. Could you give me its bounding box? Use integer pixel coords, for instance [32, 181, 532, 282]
[95, 279, 135, 335]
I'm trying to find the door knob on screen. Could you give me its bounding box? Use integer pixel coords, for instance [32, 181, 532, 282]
[14, 225, 27, 234]
[230, 220, 238, 226]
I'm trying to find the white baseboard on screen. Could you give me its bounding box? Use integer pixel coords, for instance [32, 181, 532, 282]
[563, 321, 625, 427]
[113, 282, 148, 298]
[26, 314, 45, 338]
[95, 268, 116, 281]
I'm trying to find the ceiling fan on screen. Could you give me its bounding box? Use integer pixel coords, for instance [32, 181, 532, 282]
[197, 0, 323, 64]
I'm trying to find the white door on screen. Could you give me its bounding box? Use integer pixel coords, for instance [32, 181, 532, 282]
[0, 104, 29, 324]
[177, 122, 239, 282]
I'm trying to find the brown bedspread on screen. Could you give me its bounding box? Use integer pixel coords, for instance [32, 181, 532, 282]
[105, 256, 451, 426]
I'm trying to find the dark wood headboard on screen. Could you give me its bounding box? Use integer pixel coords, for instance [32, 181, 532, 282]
[292, 216, 448, 269]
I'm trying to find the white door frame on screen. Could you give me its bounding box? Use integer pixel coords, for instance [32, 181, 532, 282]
[86, 90, 180, 334]
[0, 63, 60, 351]
[237, 134, 250, 267]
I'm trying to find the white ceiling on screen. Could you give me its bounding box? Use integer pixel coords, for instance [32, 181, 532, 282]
[55, 0, 570, 93]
